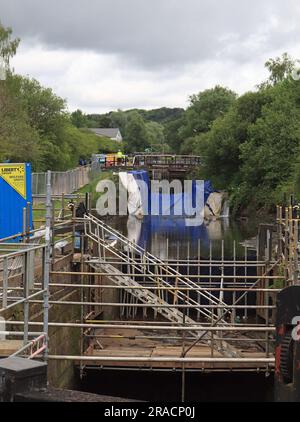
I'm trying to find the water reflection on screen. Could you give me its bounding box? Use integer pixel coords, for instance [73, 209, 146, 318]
[110, 215, 260, 260]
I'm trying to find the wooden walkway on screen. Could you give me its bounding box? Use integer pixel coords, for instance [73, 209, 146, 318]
[79, 328, 273, 371]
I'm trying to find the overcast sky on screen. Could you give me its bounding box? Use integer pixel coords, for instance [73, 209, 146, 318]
[1, 0, 300, 113]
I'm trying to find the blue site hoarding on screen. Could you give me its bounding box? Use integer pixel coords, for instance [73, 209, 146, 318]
[0, 163, 33, 240]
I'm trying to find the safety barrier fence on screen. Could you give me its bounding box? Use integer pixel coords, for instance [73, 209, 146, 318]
[32, 165, 91, 196]
[0, 243, 49, 360]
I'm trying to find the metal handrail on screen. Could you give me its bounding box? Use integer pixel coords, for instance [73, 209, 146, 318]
[83, 214, 231, 321]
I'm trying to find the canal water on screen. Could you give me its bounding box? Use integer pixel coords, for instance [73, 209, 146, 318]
[109, 215, 265, 316]
[109, 215, 262, 260]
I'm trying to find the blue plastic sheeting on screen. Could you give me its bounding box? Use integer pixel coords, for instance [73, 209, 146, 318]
[129, 170, 151, 215]
[130, 170, 151, 187]
[203, 180, 214, 203]
[137, 215, 209, 250]
[0, 163, 33, 240]
[151, 182, 206, 217]
[127, 170, 214, 250]
[129, 170, 214, 217]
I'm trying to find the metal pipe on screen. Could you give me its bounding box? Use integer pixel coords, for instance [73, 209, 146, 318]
[4, 321, 276, 331]
[86, 259, 270, 266]
[43, 170, 51, 360]
[0, 221, 70, 243]
[23, 252, 29, 345]
[82, 366, 270, 373]
[47, 283, 281, 292]
[84, 334, 269, 342]
[0, 289, 46, 313]
[47, 355, 275, 364]
[0, 331, 43, 336]
[28, 300, 276, 309]
[49, 271, 283, 279]
[0, 244, 45, 259]
[2, 257, 8, 308]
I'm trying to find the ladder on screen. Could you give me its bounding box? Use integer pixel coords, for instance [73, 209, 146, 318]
[89, 260, 203, 330]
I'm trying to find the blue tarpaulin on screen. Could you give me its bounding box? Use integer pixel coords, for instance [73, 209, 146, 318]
[127, 170, 214, 248]
[129, 170, 214, 216]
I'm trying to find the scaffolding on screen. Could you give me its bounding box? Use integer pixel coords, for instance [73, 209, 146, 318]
[1, 184, 297, 400]
[33, 210, 283, 375]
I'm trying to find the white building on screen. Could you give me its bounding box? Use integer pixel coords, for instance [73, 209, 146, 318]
[89, 128, 123, 142]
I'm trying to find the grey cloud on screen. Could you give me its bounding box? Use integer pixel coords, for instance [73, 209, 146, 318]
[1, 0, 299, 69]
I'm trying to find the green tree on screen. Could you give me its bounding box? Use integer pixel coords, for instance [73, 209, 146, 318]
[145, 121, 169, 153]
[85, 113, 112, 128]
[71, 109, 88, 128]
[179, 86, 237, 142]
[0, 22, 20, 69]
[264, 53, 296, 86]
[196, 73, 300, 214]
[194, 90, 272, 189]
[7, 75, 69, 169]
[164, 115, 185, 153]
[98, 114, 112, 128]
[124, 111, 150, 153]
[110, 110, 128, 135]
[140, 107, 184, 124]
[0, 25, 41, 168]
[10, 76, 67, 137]
[239, 81, 300, 208]
[0, 83, 41, 167]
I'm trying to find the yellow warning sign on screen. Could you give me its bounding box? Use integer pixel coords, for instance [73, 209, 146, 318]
[0, 164, 26, 199]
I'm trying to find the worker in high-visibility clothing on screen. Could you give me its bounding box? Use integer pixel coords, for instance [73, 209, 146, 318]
[117, 150, 124, 166]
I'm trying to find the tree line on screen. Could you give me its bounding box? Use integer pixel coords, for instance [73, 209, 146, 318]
[72, 53, 300, 215]
[0, 23, 120, 172]
[181, 54, 300, 215]
[71, 107, 184, 154]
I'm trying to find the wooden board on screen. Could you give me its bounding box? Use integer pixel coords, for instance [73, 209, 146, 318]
[78, 327, 274, 371]
[151, 346, 223, 358]
[91, 347, 153, 358]
[0, 340, 23, 356]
